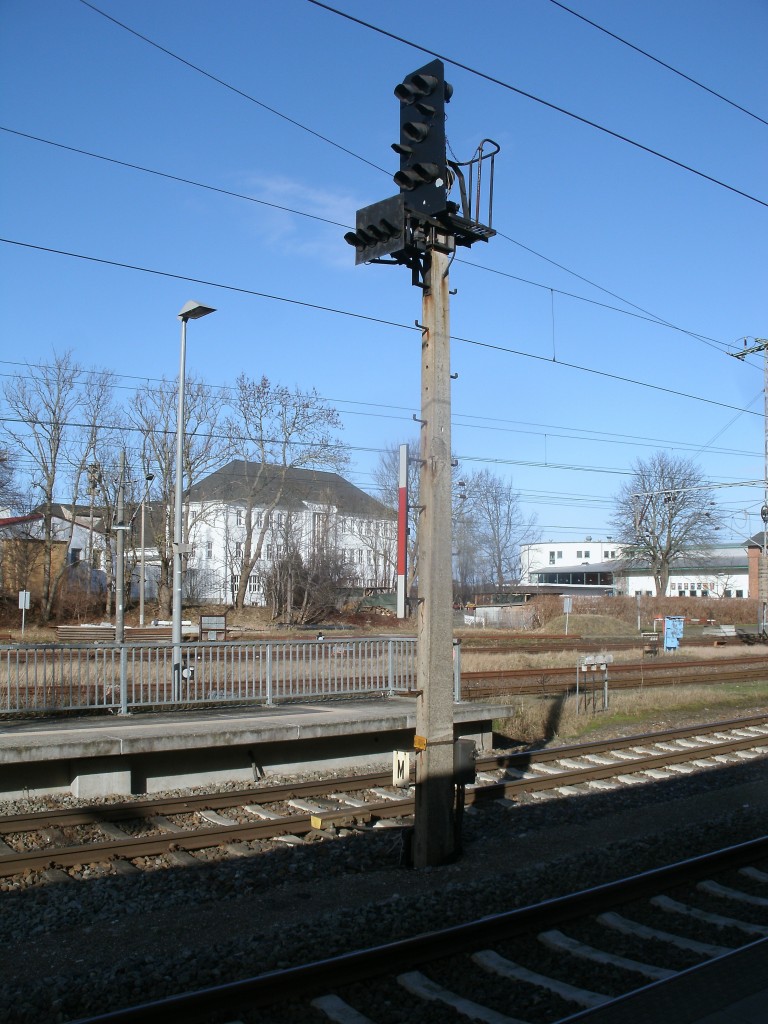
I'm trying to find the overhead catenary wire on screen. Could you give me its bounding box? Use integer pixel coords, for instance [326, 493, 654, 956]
[0, 358, 762, 465]
[76, 0, 388, 176]
[547, 0, 768, 128]
[304, 0, 768, 210]
[5, 409, 761, 490]
[77, 0, 767, 208]
[0, 235, 761, 421]
[1, 124, 737, 351]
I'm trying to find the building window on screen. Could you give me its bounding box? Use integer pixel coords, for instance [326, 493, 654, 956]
[236, 508, 243, 526]
[248, 575, 258, 594]
[69, 548, 82, 565]
[576, 550, 582, 559]
[557, 551, 563, 559]
[206, 541, 213, 560]
[266, 544, 273, 560]
[736, 590, 744, 598]
[724, 589, 732, 598]
[584, 550, 590, 559]
[235, 542, 242, 559]
[634, 590, 642, 597]
[549, 551, 556, 564]
[670, 582, 676, 590]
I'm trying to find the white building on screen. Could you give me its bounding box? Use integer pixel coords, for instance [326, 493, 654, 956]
[519, 538, 750, 599]
[520, 538, 619, 582]
[184, 461, 396, 605]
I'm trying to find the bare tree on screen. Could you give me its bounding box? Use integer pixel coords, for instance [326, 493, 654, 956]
[370, 439, 423, 598]
[611, 451, 721, 597]
[259, 511, 354, 624]
[226, 375, 347, 611]
[1, 352, 84, 620]
[462, 469, 538, 588]
[0, 448, 19, 512]
[130, 377, 231, 618]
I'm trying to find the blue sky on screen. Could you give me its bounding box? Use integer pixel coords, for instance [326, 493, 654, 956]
[1, 0, 766, 543]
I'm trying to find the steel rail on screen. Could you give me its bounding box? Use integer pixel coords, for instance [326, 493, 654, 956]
[462, 651, 768, 682]
[67, 835, 768, 1024]
[3, 713, 766, 834]
[0, 798, 408, 875]
[2, 717, 766, 876]
[461, 657, 768, 697]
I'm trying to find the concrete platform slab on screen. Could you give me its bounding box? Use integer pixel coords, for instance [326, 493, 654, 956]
[0, 698, 510, 798]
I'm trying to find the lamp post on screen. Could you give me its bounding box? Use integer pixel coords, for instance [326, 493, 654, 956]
[173, 300, 216, 699]
[139, 472, 155, 627]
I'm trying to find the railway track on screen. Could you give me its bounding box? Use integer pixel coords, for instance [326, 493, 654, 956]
[70, 835, 768, 1023]
[460, 652, 768, 697]
[457, 631, 765, 654]
[2, 714, 767, 881]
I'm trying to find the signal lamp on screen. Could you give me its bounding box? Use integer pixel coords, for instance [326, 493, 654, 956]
[393, 59, 451, 216]
[344, 194, 407, 265]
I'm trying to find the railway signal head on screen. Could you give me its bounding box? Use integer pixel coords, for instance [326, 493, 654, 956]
[392, 59, 452, 217]
[344, 194, 407, 265]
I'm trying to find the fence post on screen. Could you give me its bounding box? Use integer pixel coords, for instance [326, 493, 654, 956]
[265, 642, 273, 706]
[120, 646, 128, 715]
[453, 638, 462, 702]
[387, 639, 395, 696]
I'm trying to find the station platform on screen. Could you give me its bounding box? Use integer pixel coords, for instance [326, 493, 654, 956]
[566, 936, 767, 1024]
[0, 696, 510, 799]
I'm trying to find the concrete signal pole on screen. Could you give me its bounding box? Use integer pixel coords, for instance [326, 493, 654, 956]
[414, 239, 456, 867]
[344, 59, 498, 867]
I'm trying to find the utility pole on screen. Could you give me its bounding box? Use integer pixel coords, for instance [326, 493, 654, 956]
[114, 450, 128, 714]
[729, 339, 768, 632]
[345, 61, 498, 866]
[414, 240, 455, 866]
[115, 449, 126, 645]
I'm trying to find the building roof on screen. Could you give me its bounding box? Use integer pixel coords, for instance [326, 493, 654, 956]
[0, 513, 43, 529]
[614, 553, 748, 574]
[188, 461, 393, 520]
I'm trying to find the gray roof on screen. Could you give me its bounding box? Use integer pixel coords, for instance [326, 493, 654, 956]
[188, 461, 393, 520]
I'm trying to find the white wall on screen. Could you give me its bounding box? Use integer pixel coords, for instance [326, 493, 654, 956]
[186, 501, 396, 606]
[520, 539, 620, 583]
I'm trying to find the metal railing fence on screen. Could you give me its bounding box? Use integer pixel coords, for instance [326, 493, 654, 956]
[0, 637, 417, 715]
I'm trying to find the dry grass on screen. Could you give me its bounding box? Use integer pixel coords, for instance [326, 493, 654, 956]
[490, 679, 768, 748]
[461, 643, 764, 674]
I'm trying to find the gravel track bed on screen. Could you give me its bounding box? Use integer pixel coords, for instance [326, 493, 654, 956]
[0, 740, 767, 1023]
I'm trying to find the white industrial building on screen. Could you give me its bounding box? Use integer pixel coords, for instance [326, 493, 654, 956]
[519, 538, 750, 598]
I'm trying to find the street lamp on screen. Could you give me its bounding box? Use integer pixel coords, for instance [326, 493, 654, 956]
[173, 300, 216, 699]
[139, 472, 155, 626]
